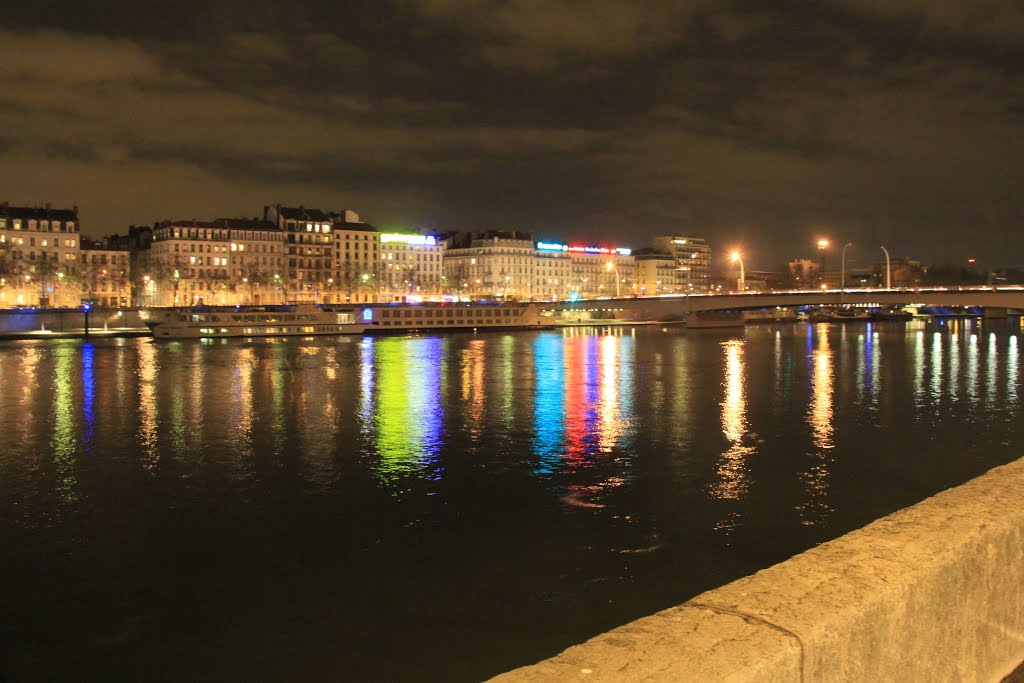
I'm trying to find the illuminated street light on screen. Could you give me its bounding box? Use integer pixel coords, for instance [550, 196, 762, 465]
[880, 246, 891, 289]
[817, 238, 830, 287]
[605, 261, 620, 297]
[730, 251, 745, 292]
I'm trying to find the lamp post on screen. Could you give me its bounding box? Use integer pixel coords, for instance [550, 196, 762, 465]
[605, 262, 620, 297]
[817, 238, 830, 288]
[730, 251, 745, 292]
[841, 242, 853, 300]
[880, 246, 891, 289]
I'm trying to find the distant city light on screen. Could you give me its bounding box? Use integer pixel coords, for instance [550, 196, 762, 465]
[381, 233, 437, 246]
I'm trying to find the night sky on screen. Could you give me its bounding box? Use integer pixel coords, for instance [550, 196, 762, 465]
[3, 1, 1023, 267]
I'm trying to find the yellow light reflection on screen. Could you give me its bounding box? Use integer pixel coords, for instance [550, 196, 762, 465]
[138, 342, 159, 470]
[462, 339, 486, 433]
[52, 346, 79, 505]
[233, 347, 256, 458]
[710, 339, 753, 504]
[374, 338, 443, 482]
[798, 325, 834, 526]
[597, 335, 623, 452]
[18, 345, 41, 443]
[809, 329, 834, 450]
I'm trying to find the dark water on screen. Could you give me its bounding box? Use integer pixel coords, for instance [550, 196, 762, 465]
[1, 319, 1022, 681]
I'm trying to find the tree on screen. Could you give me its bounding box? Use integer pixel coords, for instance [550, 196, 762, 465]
[238, 263, 269, 304]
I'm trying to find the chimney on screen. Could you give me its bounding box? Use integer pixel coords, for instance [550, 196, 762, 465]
[263, 205, 269, 221]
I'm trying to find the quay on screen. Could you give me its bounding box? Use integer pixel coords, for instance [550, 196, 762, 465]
[492, 458, 1024, 682]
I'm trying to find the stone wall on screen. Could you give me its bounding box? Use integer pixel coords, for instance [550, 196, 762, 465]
[492, 458, 1024, 682]
[0, 308, 147, 333]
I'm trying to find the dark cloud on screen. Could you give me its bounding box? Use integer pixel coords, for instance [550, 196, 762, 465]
[2, 1, 1023, 265]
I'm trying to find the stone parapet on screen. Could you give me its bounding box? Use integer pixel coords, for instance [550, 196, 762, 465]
[492, 458, 1024, 682]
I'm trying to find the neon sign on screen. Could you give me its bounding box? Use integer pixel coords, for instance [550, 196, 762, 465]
[381, 233, 438, 246]
[536, 241, 631, 256]
[362, 308, 374, 321]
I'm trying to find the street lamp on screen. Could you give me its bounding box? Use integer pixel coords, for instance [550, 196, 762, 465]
[840, 242, 853, 299]
[730, 251, 745, 292]
[817, 238, 830, 288]
[605, 262, 620, 297]
[880, 246, 891, 289]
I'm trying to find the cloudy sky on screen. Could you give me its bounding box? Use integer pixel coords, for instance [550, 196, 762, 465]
[3, 1, 1023, 267]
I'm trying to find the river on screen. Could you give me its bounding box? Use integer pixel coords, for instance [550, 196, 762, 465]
[1, 319, 1022, 680]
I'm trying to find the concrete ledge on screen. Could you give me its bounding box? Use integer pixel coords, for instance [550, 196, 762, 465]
[492, 458, 1024, 682]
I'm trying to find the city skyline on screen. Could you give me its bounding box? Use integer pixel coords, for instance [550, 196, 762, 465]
[3, 2, 1023, 266]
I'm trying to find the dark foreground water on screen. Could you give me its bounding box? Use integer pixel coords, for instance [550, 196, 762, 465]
[1, 319, 1022, 681]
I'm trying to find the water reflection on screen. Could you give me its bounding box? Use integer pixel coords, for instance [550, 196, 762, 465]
[358, 338, 375, 437]
[967, 333, 979, 402]
[138, 342, 159, 470]
[81, 342, 96, 451]
[232, 347, 256, 458]
[532, 334, 565, 476]
[52, 345, 79, 506]
[929, 332, 943, 403]
[798, 324, 834, 526]
[710, 339, 753, 505]
[373, 338, 444, 483]
[1009, 336, 1019, 405]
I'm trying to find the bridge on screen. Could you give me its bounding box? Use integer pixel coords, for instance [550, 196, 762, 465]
[536, 287, 1024, 322]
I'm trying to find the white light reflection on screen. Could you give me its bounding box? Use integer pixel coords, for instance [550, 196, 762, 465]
[986, 333, 998, 407]
[1008, 336, 1019, 405]
[967, 334, 979, 402]
[929, 332, 943, 403]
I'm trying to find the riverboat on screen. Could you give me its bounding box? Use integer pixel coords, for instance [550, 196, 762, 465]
[366, 301, 551, 333]
[145, 302, 553, 339]
[828, 307, 871, 321]
[144, 306, 369, 339]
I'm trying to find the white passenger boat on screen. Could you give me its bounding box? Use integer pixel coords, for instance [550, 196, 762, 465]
[145, 302, 552, 339]
[365, 301, 551, 332]
[145, 306, 368, 339]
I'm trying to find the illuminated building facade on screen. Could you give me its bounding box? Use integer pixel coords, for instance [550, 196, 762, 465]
[217, 218, 286, 304]
[444, 231, 536, 299]
[634, 251, 680, 295]
[79, 239, 130, 307]
[0, 203, 81, 307]
[442, 233, 637, 300]
[380, 233, 445, 301]
[266, 205, 334, 304]
[534, 241, 635, 299]
[329, 210, 380, 304]
[132, 219, 286, 306]
[653, 236, 711, 292]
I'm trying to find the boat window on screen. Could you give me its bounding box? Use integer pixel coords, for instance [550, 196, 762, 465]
[404, 310, 412, 318]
